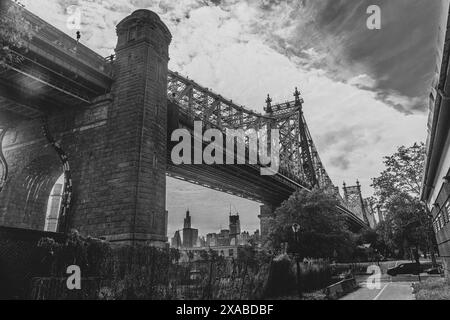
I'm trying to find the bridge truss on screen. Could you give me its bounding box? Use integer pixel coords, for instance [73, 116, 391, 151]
[167, 71, 333, 191]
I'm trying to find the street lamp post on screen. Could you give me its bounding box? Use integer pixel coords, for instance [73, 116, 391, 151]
[292, 223, 302, 299]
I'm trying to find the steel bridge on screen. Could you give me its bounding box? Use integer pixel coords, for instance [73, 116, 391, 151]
[0, 3, 367, 242]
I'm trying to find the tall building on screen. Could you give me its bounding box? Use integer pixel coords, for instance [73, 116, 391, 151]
[229, 213, 241, 240]
[217, 229, 230, 247]
[421, 2, 450, 280]
[198, 236, 206, 247]
[206, 233, 218, 247]
[171, 230, 182, 248]
[182, 210, 198, 248]
[252, 230, 261, 244]
[184, 209, 191, 228]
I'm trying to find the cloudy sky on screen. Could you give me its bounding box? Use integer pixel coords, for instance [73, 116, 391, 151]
[21, 0, 449, 236]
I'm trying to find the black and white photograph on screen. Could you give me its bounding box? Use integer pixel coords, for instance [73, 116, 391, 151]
[0, 0, 450, 306]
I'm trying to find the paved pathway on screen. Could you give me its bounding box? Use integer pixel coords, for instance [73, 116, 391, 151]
[341, 281, 414, 300]
[340, 260, 440, 300]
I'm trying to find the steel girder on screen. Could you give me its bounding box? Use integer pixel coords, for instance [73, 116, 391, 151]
[167, 71, 333, 191]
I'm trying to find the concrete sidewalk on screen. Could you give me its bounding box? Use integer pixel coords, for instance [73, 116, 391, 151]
[341, 281, 414, 300]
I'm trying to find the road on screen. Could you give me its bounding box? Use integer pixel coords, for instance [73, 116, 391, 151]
[340, 260, 441, 300]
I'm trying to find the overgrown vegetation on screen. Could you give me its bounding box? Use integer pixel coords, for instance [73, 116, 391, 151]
[413, 278, 450, 300]
[24, 231, 340, 300]
[258, 254, 334, 299]
[32, 231, 274, 300]
[370, 143, 437, 261]
[0, 0, 33, 68]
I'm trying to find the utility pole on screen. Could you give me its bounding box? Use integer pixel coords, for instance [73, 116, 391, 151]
[292, 223, 302, 299]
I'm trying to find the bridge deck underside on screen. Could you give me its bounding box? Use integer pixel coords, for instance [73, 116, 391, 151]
[167, 162, 295, 206]
[0, 47, 113, 123]
[167, 162, 366, 230]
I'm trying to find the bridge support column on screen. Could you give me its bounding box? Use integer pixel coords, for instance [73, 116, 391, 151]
[101, 10, 172, 246]
[259, 204, 275, 240]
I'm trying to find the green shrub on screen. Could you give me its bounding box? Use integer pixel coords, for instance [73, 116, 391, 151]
[413, 278, 450, 300]
[297, 259, 333, 292]
[33, 231, 272, 300]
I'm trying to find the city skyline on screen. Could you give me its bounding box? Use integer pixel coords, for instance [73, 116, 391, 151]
[169, 206, 257, 240]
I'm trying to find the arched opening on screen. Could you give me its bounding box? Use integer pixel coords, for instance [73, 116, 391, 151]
[44, 174, 64, 232]
[2, 154, 63, 230]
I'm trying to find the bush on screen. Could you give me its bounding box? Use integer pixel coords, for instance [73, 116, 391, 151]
[264, 254, 296, 297]
[264, 255, 333, 298]
[28, 232, 335, 299]
[413, 278, 450, 300]
[32, 231, 273, 300]
[297, 259, 333, 292]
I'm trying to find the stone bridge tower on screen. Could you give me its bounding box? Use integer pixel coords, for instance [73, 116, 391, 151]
[111, 9, 172, 245]
[0, 10, 172, 246]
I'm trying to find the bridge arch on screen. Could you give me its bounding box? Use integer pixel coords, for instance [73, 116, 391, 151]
[0, 153, 63, 230]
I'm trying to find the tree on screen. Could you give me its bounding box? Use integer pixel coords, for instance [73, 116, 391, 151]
[372, 143, 424, 202]
[0, 1, 32, 68]
[371, 143, 437, 263]
[375, 220, 396, 257]
[266, 188, 356, 261]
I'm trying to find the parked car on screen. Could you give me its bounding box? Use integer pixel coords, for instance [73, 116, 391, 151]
[423, 266, 443, 275]
[387, 263, 420, 276]
[387, 262, 443, 276]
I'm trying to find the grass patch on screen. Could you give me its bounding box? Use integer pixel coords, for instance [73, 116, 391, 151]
[413, 278, 450, 300]
[268, 290, 328, 300]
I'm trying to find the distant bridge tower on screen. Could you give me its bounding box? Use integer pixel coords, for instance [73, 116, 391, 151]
[258, 88, 321, 239]
[343, 181, 369, 225]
